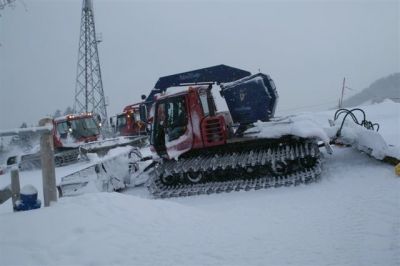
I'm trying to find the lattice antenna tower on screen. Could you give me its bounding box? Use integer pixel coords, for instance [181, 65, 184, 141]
[74, 0, 108, 128]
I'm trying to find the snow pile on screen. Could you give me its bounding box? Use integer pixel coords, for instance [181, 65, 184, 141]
[321, 99, 399, 160]
[59, 146, 139, 196]
[325, 119, 389, 160]
[20, 184, 38, 195]
[247, 115, 330, 142]
[354, 99, 400, 148]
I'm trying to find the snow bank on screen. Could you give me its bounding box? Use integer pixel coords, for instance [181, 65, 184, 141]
[1, 149, 399, 266]
[0, 193, 213, 266]
[0, 100, 399, 266]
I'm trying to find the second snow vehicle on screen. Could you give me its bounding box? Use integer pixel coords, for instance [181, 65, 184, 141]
[111, 103, 147, 137]
[7, 113, 101, 169]
[8, 112, 146, 170]
[142, 65, 328, 198]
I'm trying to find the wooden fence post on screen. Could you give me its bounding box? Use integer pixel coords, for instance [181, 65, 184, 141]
[11, 168, 20, 209]
[39, 118, 57, 206]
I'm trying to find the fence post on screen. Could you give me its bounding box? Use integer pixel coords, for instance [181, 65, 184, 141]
[11, 168, 20, 209]
[39, 118, 57, 207]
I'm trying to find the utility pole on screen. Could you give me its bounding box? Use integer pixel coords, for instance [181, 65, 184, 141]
[74, 0, 108, 129]
[338, 77, 346, 109]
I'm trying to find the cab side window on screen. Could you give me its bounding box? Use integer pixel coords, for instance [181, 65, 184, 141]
[166, 97, 187, 141]
[152, 102, 166, 146]
[199, 92, 209, 116]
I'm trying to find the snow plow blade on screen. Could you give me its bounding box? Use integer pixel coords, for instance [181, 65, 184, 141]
[78, 135, 147, 156]
[58, 147, 147, 197]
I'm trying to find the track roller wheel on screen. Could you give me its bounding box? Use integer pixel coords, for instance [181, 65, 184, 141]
[298, 157, 316, 169]
[186, 172, 203, 184]
[160, 173, 176, 186]
[55, 156, 64, 166]
[272, 161, 289, 176]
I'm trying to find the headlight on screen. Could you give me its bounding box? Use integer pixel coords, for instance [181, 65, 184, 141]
[68, 128, 73, 133]
[98, 123, 102, 127]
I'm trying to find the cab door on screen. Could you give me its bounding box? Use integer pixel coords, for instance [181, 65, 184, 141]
[151, 96, 193, 159]
[165, 96, 194, 159]
[151, 101, 167, 157]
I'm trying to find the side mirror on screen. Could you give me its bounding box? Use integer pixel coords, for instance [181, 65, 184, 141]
[139, 104, 147, 122]
[7, 155, 18, 166]
[141, 94, 146, 100]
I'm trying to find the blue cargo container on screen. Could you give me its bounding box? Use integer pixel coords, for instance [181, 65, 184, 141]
[221, 73, 278, 125]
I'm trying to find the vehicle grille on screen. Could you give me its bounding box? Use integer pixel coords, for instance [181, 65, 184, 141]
[201, 116, 226, 146]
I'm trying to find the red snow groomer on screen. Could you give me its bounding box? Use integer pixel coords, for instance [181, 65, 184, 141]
[52, 112, 146, 165]
[53, 112, 100, 149]
[9, 111, 147, 171]
[141, 65, 326, 198]
[113, 103, 146, 137]
[11, 112, 102, 169]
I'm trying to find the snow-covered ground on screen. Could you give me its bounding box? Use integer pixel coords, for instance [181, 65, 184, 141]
[0, 101, 399, 266]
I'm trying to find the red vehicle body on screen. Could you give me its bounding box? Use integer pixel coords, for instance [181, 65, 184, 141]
[115, 104, 146, 136]
[53, 113, 100, 150]
[150, 86, 230, 159]
[6, 113, 102, 170]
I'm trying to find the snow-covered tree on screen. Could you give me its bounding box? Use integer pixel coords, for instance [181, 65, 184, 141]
[64, 106, 73, 115]
[53, 109, 62, 118]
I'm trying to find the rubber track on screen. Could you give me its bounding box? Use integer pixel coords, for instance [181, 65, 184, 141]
[19, 149, 80, 170]
[147, 161, 322, 198]
[147, 141, 322, 199]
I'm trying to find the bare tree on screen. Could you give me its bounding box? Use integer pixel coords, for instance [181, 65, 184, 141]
[0, 0, 17, 10]
[64, 106, 74, 116]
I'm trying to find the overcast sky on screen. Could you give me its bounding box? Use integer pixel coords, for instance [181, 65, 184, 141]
[0, 0, 399, 130]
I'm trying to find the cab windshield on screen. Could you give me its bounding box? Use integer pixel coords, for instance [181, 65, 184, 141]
[57, 117, 99, 139]
[116, 114, 127, 130]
